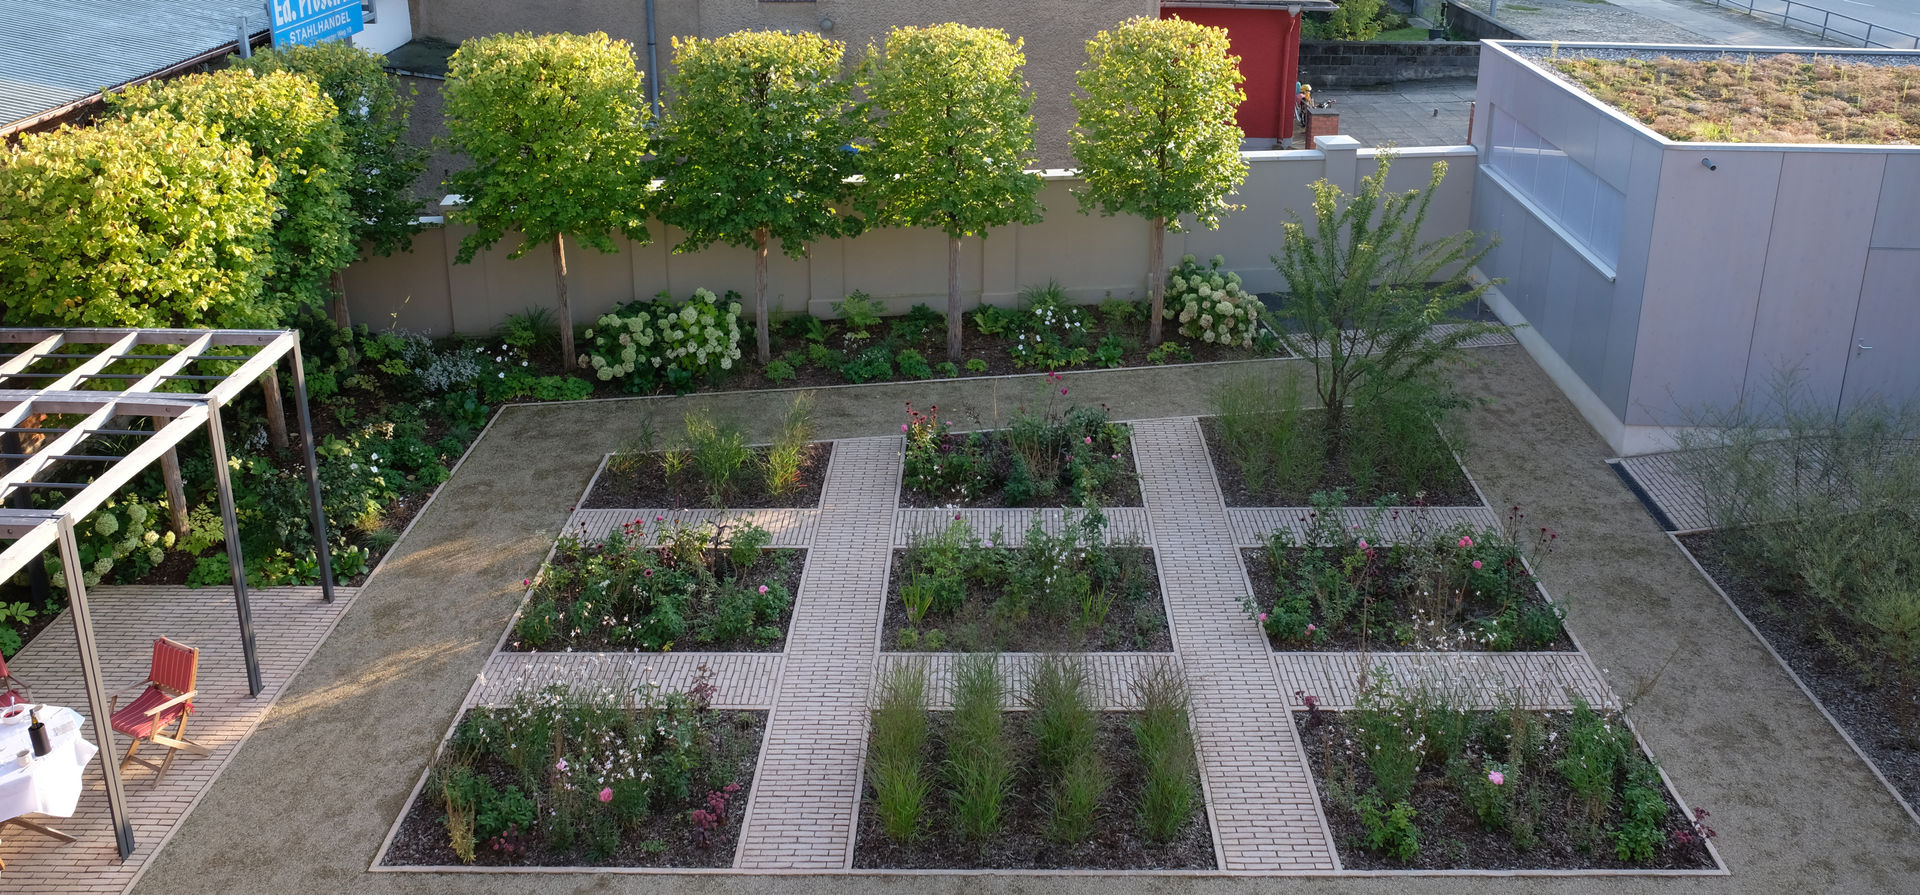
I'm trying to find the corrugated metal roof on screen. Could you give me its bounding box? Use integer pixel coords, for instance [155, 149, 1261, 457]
[0, 0, 268, 131]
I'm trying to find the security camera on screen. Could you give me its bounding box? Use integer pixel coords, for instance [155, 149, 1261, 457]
[1701, 157, 1717, 171]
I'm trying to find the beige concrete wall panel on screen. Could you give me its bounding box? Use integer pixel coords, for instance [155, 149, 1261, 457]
[342, 226, 455, 334]
[818, 224, 982, 316]
[657, 225, 813, 316]
[1010, 178, 1151, 304]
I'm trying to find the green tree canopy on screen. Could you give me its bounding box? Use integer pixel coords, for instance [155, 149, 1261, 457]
[1272, 156, 1496, 463]
[861, 23, 1043, 361]
[1071, 17, 1249, 345]
[443, 32, 652, 369]
[656, 30, 861, 364]
[0, 112, 277, 328]
[236, 41, 428, 260]
[110, 67, 355, 324]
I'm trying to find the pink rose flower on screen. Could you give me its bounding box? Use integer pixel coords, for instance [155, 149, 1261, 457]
[1488, 771, 1505, 786]
[600, 787, 613, 802]
[1472, 560, 1483, 569]
[1259, 612, 1269, 622]
[758, 584, 769, 594]
[1459, 536, 1474, 548]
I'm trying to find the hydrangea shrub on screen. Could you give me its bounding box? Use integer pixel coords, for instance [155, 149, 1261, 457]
[1166, 254, 1261, 348]
[582, 288, 745, 391]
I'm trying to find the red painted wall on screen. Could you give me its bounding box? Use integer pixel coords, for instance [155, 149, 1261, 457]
[1161, 6, 1300, 140]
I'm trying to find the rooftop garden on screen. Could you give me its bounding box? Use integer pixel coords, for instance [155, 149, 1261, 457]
[1548, 53, 1920, 144]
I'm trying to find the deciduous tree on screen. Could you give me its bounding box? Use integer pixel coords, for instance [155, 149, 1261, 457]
[861, 23, 1043, 361]
[1071, 17, 1249, 345]
[0, 113, 277, 328]
[1271, 156, 1496, 465]
[110, 68, 355, 324]
[656, 30, 861, 364]
[443, 31, 653, 369]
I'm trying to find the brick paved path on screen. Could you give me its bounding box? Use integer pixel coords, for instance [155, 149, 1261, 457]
[1131, 418, 1339, 872]
[732, 436, 900, 870]
[0, 586, 354, 893]
[1273, 651, 1614, 710]
[893, 507, 1153, 546]
[873, 653, 1175, 711]
[1226, 506, 1501, 546]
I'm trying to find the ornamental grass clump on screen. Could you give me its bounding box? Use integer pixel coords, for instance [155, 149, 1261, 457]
[946, 654, 1015, 840]
[763, 392, 816, 498]
[1024, 655, 1105, 844]
[869, 661, 932, 842]
[1131, 665, 1199, 842]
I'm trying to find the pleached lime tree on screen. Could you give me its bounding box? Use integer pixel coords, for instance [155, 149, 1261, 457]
[442, 31, 653, 369]
[656, 30, 862, 364]
[0, 113, 277, 328]
[109, 68, 356, 324]
[861, 23, 1043, 362]
[1071, 17, 1249, 346]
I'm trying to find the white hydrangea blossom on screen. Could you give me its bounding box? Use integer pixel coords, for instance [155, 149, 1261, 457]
[1165, 254, 1262, 347]
[580, 288, 744, 383]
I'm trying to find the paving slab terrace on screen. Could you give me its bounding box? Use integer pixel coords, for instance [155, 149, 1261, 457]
[115, 348, 1920, 894]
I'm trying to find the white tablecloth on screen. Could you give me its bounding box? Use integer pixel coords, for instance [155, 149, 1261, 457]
[0, 706, 97, 821]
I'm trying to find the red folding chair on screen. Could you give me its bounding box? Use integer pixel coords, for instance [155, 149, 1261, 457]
[0, 652, 28, 707]
[110, 637, 209, 785]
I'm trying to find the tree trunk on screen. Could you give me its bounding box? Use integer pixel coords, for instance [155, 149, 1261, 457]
[153, 416, 190, 537]
[1323, 378, 1347, 469]
[1146, 216, 1167, 346]
[260, 372, 288, 451]
[947, 234, 963, 362]
[552, 236, 576, 370]
[330, 270, 351, 329]
[754, 227, 771, 365]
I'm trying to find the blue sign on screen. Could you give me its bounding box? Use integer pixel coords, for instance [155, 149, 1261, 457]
[270, 0, 364, 47]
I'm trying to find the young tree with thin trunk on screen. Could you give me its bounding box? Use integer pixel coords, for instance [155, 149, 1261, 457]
[1071, 17, 1249, 346]
[656, 31, 861, 365]
[861, 24, 1043, 362]
[1272, 156, 1496, 466]
[442, 32, 652, 369]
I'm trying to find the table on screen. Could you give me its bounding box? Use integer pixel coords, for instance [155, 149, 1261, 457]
[0, 705, 96, 856]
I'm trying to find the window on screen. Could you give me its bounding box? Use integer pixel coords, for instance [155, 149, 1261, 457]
[1487, 108, 1622, 269]
[361, 1, 376, 24]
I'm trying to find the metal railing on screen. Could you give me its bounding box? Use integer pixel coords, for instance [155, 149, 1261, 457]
[1700, 0, 1920, 49]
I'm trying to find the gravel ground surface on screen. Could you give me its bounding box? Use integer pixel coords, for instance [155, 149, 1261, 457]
[1453, 0, 1850, 45]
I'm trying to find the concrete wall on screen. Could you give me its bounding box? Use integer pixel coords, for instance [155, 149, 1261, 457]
[1471, 41, 1920, 455]
[355, 0, 414, 53]
[1443, 2, 1527, 40]
[406, 0, 1156, 167]
[1299, 40, 1480, 89]
[341, 142, 1478, 336]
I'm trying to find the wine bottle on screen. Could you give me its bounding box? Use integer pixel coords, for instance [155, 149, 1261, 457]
[27, 708, 50, 757]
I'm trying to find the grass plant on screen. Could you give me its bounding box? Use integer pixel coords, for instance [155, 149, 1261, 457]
[763, 392, 817, 497]
[870, 661, 932, 842]
[684, 411, 751, 504]
[1131, 665, 1199, 842]
[1551, 53, 1920, 144]
[946, 653, 1015, 840]
[1024, 655, 1105, 844]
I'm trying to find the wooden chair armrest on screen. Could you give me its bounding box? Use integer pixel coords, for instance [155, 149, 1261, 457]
[140, 689, 195, 718]
[108, 679, 154, 714]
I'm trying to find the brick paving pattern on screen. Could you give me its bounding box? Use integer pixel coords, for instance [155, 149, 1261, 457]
[872, 652, 1175, 711]
[732, 436, 900, 870]
[1131, 417, 1338, 872]
[0, 585, 354, 893]
[1274, 652, 1615, 711]
[893, 507, 1153, 547]
[1227, 506, 1502, 546]
[563, 508, 819, 546]
[470, 652, 785, 710]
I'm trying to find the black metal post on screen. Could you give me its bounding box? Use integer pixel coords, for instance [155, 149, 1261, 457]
[56, 516, 135, 858]
[205, 398, 263, 697]
[288, 344, 335, 603]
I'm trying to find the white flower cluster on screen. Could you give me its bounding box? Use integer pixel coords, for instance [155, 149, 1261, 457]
[1164, 253, 1261, 348]
[580, 288, 744, 382]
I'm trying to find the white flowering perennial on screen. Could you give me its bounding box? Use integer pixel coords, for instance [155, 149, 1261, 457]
[1165, 254, 1261, 348]
[580, 288, 744, 385]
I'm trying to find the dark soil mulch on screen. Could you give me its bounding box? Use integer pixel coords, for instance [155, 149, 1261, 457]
[882, 548, 1172, 653]
[583, 442, 833, 510]
[899, 434, 1143, 509]
[1198, 414, 1482, 507]
[854, 712, 1215, 869]
[382, 710, 766, 868]
[509, 549, 805, 653]
[1680, 530, 1920, 812]
[1243, 548, 1575, 653]
[1297, 711, 1717, 871]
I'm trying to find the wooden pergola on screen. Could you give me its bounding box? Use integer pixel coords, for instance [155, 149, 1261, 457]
[0, 328, 333, 859]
